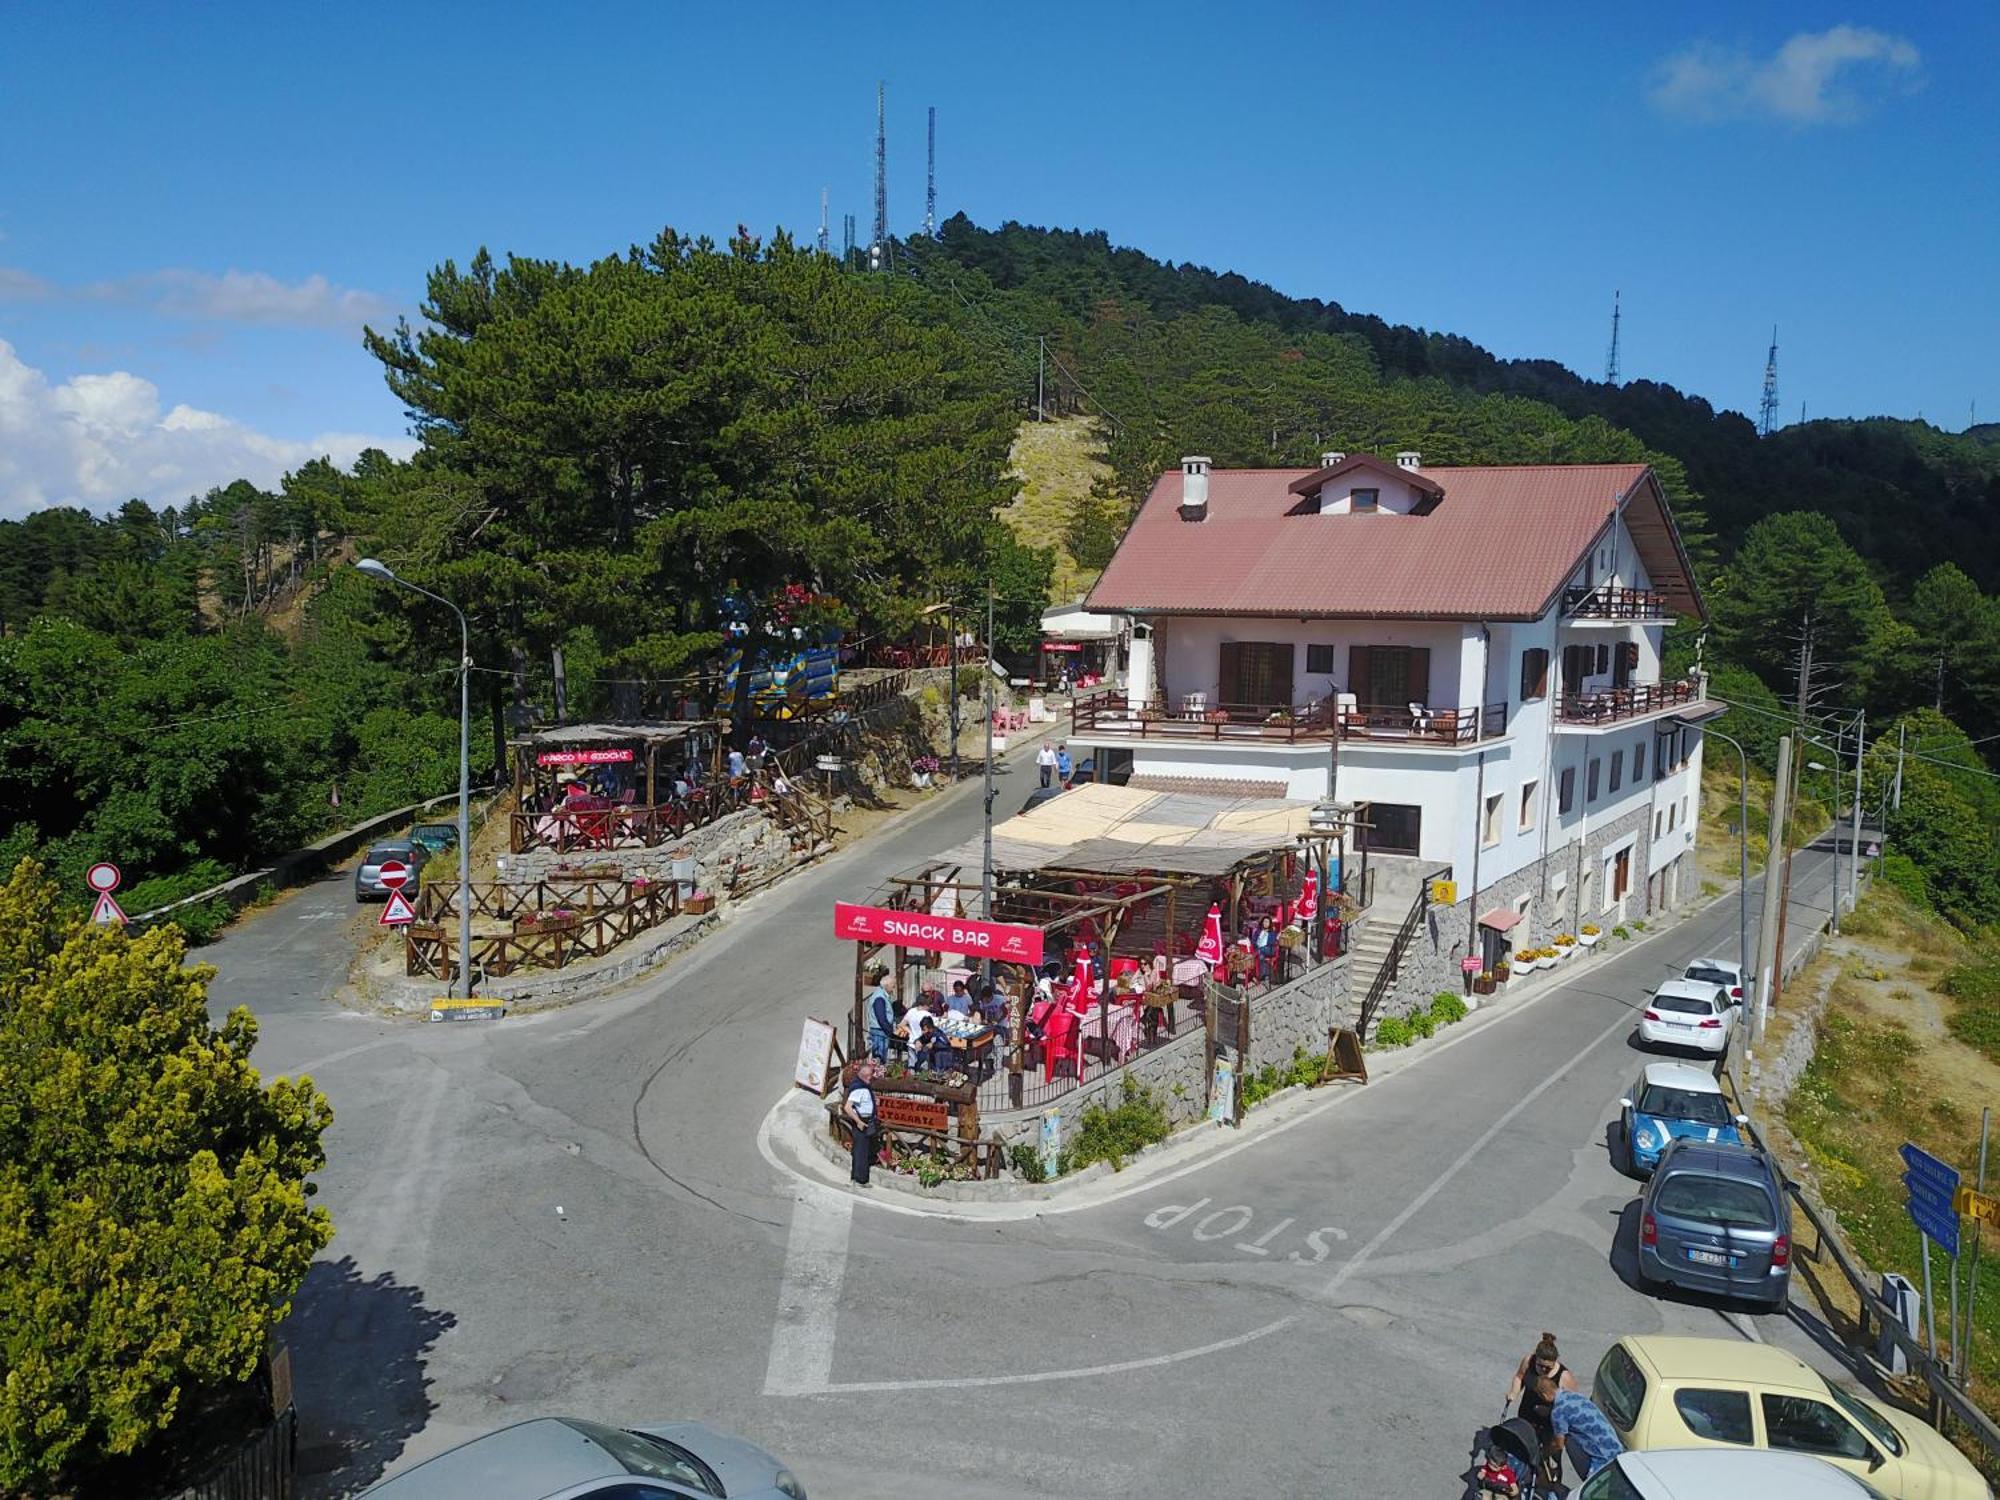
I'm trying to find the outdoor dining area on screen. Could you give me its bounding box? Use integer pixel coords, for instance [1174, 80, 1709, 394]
[838, 783, 1365, 1113]
[507, 720, 730, 854]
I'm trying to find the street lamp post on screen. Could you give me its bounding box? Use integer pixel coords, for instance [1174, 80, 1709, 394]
[1806, 759, 1837, 934]
[1687, 719, 1751, 982]
[357, 559, 473, 998]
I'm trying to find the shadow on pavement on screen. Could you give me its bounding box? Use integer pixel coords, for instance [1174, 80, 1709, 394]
[285, 1255, 457, 1497]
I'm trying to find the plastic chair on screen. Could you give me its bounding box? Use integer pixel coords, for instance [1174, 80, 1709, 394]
[1042, 1008, 1085, 1083]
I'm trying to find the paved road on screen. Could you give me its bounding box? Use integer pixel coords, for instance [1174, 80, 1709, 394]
[201, 761, 1859, 1498]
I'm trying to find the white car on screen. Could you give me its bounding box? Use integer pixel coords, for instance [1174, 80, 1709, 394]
[1639, 979, 1736, 1054]
[1578, 1448, 1894, 1499]
[1685, 956, 1750, 1005]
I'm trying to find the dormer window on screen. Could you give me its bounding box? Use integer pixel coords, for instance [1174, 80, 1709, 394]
[1352, 487, 1379, 513]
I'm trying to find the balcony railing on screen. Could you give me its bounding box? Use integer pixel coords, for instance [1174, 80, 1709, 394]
[1563, 585, 1669, 620]
[1556, 678, 1702, 726]
[1071, 693, 1509, 746]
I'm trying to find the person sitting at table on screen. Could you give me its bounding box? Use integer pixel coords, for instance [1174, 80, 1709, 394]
[899, 992, 939, 1059]
[1253, 916, 1279, 984]
[978, 978, 1011, 1031]
[946, 979, 974, 1015]
[912, 1015, 951, 1072]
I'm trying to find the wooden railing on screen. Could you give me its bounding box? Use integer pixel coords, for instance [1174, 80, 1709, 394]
[1336, 701, 1509, 745]
[162, 1405, 295, 1500]
[509, 784, 753, 854]
[1563, 584, 1669, 619]
[1556, 678, 1701, 726]
[1072, 693, 1337, 743]
[405, 879, 681, 980]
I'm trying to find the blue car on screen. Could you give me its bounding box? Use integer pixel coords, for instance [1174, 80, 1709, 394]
[1619, 1060, 1745, 1176]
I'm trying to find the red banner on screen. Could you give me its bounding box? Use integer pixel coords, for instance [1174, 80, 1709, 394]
[1039, 640, 1084, 652]
[834, 901, 1045, 965]
[536, 748, 636, 767]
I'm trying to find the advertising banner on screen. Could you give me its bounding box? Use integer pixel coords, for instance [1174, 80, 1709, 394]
[535, 748, 637, 767]
[833, 901, 1044, 965]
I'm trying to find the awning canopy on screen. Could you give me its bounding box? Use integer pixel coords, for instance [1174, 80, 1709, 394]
[1039, 603, 1128, 642]
[1477, 907, 1522, 932]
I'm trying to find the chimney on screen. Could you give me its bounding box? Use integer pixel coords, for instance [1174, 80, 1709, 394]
[1396, 450, 1422, 470]
[1319, 450, 1346, 469]
[1178, 456, 1211, 521]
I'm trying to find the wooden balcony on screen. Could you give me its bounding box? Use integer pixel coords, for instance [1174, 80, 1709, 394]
[1070, 694, 1509, 747]
[1563, 585, 1669, 620]
[1556, 678, 1702, 726]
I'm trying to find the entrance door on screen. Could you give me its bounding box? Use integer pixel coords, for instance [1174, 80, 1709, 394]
[1219, 641, 1295, 708]
[1612, 846, 1632, 902]
[1351, 645, 1432, 709]
[1370, 803, 1422, 855]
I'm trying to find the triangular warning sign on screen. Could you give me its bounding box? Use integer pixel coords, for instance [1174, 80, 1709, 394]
[90, 891, 128, 926]
[379, 889, 417, 926]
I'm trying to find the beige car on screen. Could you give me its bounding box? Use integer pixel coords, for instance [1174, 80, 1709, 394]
[1593, 1336, 1991, 1500]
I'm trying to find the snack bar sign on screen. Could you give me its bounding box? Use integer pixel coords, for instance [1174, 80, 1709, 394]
[833, 901, 1044, 965]
[535, 748, 637, 767]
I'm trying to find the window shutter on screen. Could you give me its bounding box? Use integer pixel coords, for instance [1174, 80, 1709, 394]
[1273, 643, 1295, 708]
[1559, 767, 1576, 813]
[1410, 646, 1432, 706]
[1219, 641, 1243, 703]
[1561, 645, 1585, 689]
[1521, 648, 1548, 701]
[1349, 645, 1373, 706]
[1595, 643, 1610, 675]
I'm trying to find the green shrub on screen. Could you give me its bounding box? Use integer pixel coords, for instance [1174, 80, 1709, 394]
[1007, 1142, 1047, 1183]
[1059, 1077, 1171, 1173]
[1372, 1016, 1412, 1049]
[1876, 853, 1931, 910]
[1407, 1009, 1437, 1039]
[1612, 925, 1630, 940]
[1430, 993, 1468, 1026]
[1241, 1047, 1326, 1109]
[1944, 959, 2000, 1064]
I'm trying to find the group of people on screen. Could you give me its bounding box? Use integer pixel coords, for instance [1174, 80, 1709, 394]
[863, 965, 1012, 1074]
[1477, 1332, 1622, 1496]
[1034, 740, 1075, 789]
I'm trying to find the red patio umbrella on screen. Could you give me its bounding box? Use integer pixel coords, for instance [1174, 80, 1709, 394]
[1071, 953, 1095, 1008]
[1195, 903, 1225, 966]
[1295, 867, 1318, 924]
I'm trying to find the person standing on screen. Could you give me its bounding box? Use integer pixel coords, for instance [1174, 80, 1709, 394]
[864, 966, 897, 1062]
[1505, 1332, 1581, 1488]
[727, 745, 747, 781]
[841, 1062, 880, 1186]
[1542, 1382, 1624, 1483]
[1036, 741, 1057, 789]
[1055, 744, 1073, 787]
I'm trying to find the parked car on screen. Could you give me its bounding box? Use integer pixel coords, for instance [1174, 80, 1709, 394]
[409, 821, 460, 859]
[1593, 1335, 1990, 1500]
[361, 1415, 806, 1499]
[1620, 1060, 1746, 1176]
[1636, 1139, 1791, 1310]
[1638, 978, 1736, 1055]
[1577, 1447, 1897, 1499]
[1684, 956, 1750, 1005]
[354, 840, 428, 903]
[1020, 784, 1068, 814]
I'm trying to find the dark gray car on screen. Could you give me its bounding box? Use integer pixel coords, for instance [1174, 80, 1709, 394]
[1637, 1138, 1792, 1311]
[360, 1416, 805, 1499]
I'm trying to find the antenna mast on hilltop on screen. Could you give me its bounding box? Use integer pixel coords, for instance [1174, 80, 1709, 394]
[817, 188, 829, 256]
[871, 81, 889, 271]
[842, 212, 855, 268]
[1758, 326, 1780, 436]
[925, 105, 937, 238]
[1605, 290, 1622, 385]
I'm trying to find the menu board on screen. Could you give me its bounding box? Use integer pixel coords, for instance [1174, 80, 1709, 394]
[794, 1016, 837, 1095]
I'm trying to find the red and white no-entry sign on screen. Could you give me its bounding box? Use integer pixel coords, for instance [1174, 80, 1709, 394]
[376, 860, 411, 891]
[87, 863, 121, 893]
[85, 863, 127, 925]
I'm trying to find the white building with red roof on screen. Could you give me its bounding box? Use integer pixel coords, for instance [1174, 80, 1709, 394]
[1074, 450, 1721, 1003]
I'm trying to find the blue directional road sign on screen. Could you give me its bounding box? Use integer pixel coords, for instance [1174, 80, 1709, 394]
[1901, 1143, 1961, 1257]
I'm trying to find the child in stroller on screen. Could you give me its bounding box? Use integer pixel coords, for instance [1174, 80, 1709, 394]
[1470, 1416, 1541, 1500]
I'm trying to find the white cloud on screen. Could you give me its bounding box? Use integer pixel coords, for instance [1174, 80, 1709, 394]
[0, 264, 396, 330]
[1650, 25, 1922, 124]
[0, 340, 416, 518]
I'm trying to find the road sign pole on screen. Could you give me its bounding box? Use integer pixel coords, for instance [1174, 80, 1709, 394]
[1964, 1107, 1990, 1385]
[1948, 1256, 1961, 1383]
[1921, 1232, 1939, 1355]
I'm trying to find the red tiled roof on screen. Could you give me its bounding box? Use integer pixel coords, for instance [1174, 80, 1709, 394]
[1087, 461, 1689, 621]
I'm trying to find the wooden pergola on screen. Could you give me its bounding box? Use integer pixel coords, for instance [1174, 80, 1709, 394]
[509, 720, 723, 812]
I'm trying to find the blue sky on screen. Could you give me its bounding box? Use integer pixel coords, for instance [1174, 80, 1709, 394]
[1, 1, 1993, 516]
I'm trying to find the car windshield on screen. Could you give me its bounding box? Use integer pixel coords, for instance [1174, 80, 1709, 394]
[364, 845, 405, 865]
[559, 1419, 723, 1494]
[1825, 1384, 1904, 1457]
[1653, 993, 1715, 1016]
[1686, 965, 1736, 986]
[1655, 1174, 1773, 1227]
[1636, 1085, 1731, 1126]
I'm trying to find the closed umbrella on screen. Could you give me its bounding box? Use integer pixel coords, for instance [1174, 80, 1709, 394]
[1295, 867, 1318, 924]
[1195, 903, 1224, 966]
[1071, 953, 1095, 1008]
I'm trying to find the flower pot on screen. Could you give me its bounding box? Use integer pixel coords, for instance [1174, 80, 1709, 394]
[1473, 977, 1496, 996]
[1578, 933, 1600, 949]
[684, 893, 715, 915]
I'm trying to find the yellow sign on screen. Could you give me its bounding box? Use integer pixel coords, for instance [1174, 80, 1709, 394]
[430, 997, 508, 1023]
[1956, 1186, 2000, 1230]
[1429, 880, 1458, 906]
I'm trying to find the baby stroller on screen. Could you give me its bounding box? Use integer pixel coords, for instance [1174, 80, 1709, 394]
[1466, 1415, 1546, 1499]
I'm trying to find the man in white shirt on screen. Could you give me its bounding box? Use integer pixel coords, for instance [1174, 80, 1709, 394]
[842, 1062, 880, 1184]
[727, 747, 748, 780]
[1036, 742, 1057, 788]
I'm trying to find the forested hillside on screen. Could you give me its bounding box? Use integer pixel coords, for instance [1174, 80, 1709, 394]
[3, 216, 1995, 929]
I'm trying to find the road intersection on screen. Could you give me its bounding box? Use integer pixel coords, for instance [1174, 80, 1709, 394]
[201, 758, 1858, 1498]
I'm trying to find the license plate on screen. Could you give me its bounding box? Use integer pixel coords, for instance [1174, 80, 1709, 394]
[1687, 1248, 1736, 1267]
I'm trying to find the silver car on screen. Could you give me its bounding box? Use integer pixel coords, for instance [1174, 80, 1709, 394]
[1637, 1138, 1792, 1311]
[361, 1416, 805, 1499]
[354, 840, 427, 902]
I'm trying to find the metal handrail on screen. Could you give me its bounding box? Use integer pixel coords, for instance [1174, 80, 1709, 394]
[1563, 584, 1668, 619]
[1556, 678, 1701, 725]
[1354, 864, 1451, 1038]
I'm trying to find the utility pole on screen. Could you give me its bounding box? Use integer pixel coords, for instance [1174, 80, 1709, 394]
[1849, 708, 1865, 916]
[871, 80, 888, 273]
[924, 104, 936, 238]
[1754, 734, 1793, 1046]
[981, 589, 997, 984]
[1036, 336, 1046, 422]
[1893, 721, 1906, 811]
[947, 602, 960, 782]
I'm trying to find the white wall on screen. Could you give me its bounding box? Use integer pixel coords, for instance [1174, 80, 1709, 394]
[1156, 616, 1475, 709]
[1313, 470, 1429, 515]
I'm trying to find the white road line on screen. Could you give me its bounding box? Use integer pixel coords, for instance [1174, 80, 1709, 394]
[1322, 1005, 1634, 1298]
[761, 1186, 855, 1396]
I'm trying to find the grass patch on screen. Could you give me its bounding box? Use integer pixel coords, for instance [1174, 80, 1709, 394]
[1943, 958, 2000, 1065]
[1002, 416, 1114, 604]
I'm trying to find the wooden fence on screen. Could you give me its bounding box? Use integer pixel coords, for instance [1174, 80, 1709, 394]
[159, 1406, 295, 1500]
[406, 879, 681, 980]
[509, 783, 752, 854]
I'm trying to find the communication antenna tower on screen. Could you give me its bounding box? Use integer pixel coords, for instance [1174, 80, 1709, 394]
[1758, 325, 1780, 437]
[841, 213, 855, 268]
[925, 105, 937, 238]
[817, 188, 829, 256]
[871, 80, 888, 271]
[1605, 290, 1621, 385]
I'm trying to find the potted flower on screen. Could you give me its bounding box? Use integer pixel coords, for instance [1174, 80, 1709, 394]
[684, 887, 716, 915]
[1578, 923, 1602, 948]
[1473, 970, 1496, 995]
[1519, 948, 1544, 972]
[1553, 933, 1576, 957]
[1494, 960, 1512, 984]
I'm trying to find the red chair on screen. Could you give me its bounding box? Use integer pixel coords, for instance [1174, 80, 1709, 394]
[1108, 957, 1142, 984]
[1042, 1008, 1085, 1083]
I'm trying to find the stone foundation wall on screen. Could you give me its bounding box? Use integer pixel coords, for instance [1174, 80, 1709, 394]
[502, 806, 795, 896]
